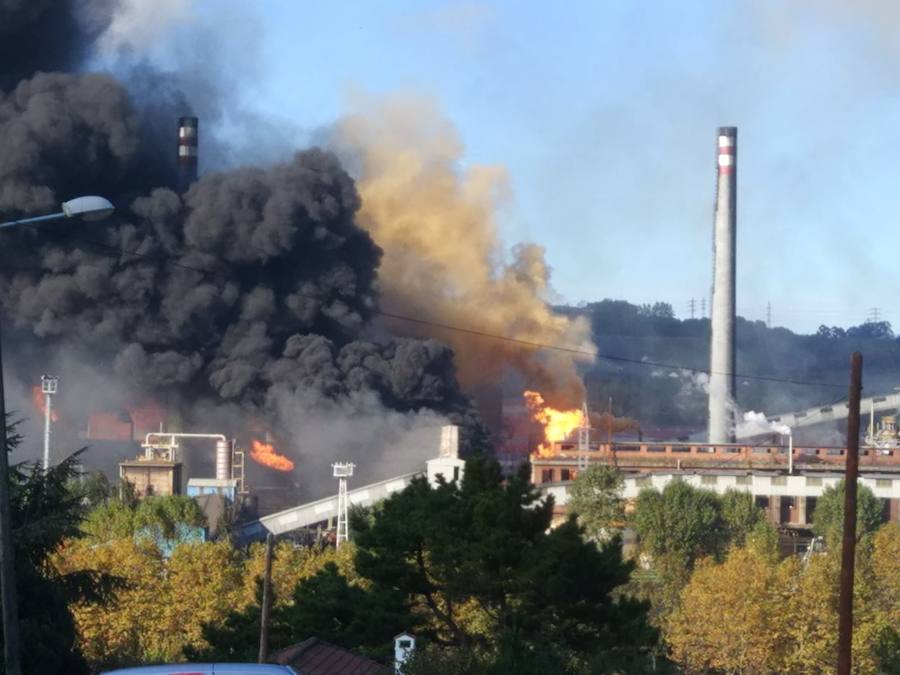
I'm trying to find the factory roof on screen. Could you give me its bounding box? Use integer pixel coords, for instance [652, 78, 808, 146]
[271, 637, 388, 674]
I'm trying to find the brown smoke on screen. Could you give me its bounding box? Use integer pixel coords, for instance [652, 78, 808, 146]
[334, 92, 595, 407]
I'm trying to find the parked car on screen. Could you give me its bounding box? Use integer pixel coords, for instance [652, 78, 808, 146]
[100, 665, 297, 675]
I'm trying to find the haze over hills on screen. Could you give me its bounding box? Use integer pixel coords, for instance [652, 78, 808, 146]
[560, 299, 900, 434]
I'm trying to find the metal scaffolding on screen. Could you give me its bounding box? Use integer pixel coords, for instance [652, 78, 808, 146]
[332, 462, 355, 549]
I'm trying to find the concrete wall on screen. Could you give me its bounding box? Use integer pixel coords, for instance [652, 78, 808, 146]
[540, 472, 900, 526]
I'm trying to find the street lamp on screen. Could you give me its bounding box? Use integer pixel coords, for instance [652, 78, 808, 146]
[0, 196, 114, 675]
[0, 196, 114, 230]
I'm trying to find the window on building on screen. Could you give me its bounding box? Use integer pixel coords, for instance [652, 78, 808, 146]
[453, 467, 460, 482]
[541, 469, 553, 483]
[806, 476, 822, 487]
[755, 496, 770, 510]
[736, 475, 751, 485]
[560, 469, 571, 482]
[772, 476, 787, 486]
[701, 475, 717, 485]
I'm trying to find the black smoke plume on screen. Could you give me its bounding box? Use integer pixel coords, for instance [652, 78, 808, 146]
[0, 1, 486, 483]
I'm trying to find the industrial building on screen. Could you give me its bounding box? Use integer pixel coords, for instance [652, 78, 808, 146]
[530, 436, 900, 529]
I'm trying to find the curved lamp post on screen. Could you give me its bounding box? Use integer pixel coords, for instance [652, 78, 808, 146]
[0, 196, 115, 230]
[0, 196, 114, 675]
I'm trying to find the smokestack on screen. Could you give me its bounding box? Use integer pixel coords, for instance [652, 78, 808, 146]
[177, 116, 199, 190]
[708, 126, 737, 444]
[215, 437, 231, 481]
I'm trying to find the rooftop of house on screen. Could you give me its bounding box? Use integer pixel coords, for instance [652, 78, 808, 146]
[271, 637, 389, 675]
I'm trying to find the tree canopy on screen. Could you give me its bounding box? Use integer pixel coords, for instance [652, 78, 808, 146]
[566, 464, 624, 541]
[811, 479, 884, 546]
[667, 523, 900, 674]
[632, 481, 726, 574]
[3, 430, 113, 674]
[352, 454, 655, 664]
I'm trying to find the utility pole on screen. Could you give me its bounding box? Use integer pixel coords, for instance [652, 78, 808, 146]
[867, 307, 880, 323]
[258, 533, 274, 664]
[0, 323, 20, 675]
[766, 301, 772, 328]
[689, 298, 696, 319]
[837, 352, 863, 675]
[700, 297, 706, 319]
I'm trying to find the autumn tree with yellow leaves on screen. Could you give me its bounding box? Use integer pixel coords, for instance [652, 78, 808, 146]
[53, 497, 354, 671]
[667, 522, 900, 674]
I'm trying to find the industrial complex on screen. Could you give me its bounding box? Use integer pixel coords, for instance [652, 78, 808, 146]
[28, 122, 896, 554]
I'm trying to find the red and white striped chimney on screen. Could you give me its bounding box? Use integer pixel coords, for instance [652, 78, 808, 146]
[177, 116, 199, 190]
[708, 126, 737, 444]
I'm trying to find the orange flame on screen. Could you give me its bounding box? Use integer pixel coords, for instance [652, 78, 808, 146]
[250, 439, 295, 472]
[524, 390, 585, 457]
[31, 386, 59, 422]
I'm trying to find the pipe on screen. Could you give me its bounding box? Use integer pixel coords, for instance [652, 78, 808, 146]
[788, 430, 793, 475]
[708, 127, 737, 443]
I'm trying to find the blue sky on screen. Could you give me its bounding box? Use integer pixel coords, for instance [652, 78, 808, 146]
[157, 1, 900, 334]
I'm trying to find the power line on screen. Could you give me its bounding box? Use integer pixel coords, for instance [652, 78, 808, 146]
[37, 226, 848, 390]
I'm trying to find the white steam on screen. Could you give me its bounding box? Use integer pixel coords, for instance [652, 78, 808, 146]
[736, 410, 791, 439]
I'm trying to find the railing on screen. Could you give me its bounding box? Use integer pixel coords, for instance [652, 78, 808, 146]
[532, 442, 900, 468]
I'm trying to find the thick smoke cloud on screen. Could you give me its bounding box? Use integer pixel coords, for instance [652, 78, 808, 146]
[0, 0, 486, 472]
[0, 0, 114, 90]
[334, 92, 596, 408]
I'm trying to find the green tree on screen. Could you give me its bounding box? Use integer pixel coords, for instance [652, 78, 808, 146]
[81, 493, 206, 550]
[811, 479, 883, 546]
[720, 488, 764, 547]
[566, 464, 624, 541]
[184, 544, 364, 663]
[632, 481, 725, 576]
[354, 455, 655, 662]
[4, 436, 115, 674]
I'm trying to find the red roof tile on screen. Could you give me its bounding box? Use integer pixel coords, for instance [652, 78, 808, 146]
[271, 637, 389, 675]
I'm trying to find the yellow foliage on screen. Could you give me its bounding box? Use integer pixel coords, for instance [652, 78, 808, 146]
[872, 522, 900, 616]
[241, 541, 357, 606]
[53, 537, 355, 669]
[667, 524, 900, 675]
[667, 548, 790, 672]
[53, 538, 169, 666]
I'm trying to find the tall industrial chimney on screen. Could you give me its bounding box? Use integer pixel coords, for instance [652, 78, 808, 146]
[177, 116, 199, 190]
[708, 126, 737, 443]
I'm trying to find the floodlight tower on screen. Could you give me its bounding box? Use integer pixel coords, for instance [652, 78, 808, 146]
[577, 400, 590, 471]
[332, 462, 355, 549]
[41, 375, 59, 471]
